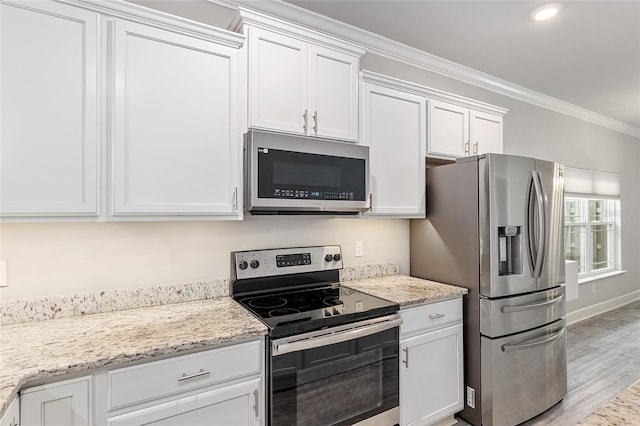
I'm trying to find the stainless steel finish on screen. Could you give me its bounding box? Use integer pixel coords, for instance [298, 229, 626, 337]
[369, 193, 372, 211]
[271, 314, 402, 356]
[464, 141, 470, 156]
[232, 187, 238, 211]
[481, 319, 567, 426]
[480, 286, 565, 337]
[303, 109, 308, 132]
[253, 389, 259, 417]
[244, 129, 370, 214]
[527, 171, 547, 278]
[479, 154, 538, 298]
[501, 326, 565, 352]
[177, 369, 210, 382]
[402, 347, 409, 368]
[352, 407, 400, 426]
[411, 153, 567, 426]
[232, 245, 342, 280]
[429, 313, 445, 320]
[536, 160, 566, 290]
[473, 141, 478, 155]
[313, 110, 318, 133]
[500, 293, 564, 313]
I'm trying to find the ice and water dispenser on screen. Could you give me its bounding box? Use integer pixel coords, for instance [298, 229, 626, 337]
[498, 226, 523, 275]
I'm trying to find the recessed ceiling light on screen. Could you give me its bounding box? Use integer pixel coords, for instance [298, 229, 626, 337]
[531, 3, 563, 21]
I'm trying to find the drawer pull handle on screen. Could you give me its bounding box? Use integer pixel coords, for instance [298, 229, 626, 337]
[402, 347, 409, 368]
[429, 313, 445, 320]
[178, 368, 211, 382]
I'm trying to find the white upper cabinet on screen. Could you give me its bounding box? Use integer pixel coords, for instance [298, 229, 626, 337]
[361, 75, 426, 218]
[0, 0, 99, 219]
[428, 98, 507, 160]
[471, 110, 503, 156]
[235, 8, 363, 142]
[109, 19, 242, 219]
[248, 27, 309, 134]
[428, 100, 469, 158]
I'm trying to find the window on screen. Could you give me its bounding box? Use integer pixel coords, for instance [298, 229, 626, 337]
[564, 197, 619, 276]
[563, 166, 621, 280]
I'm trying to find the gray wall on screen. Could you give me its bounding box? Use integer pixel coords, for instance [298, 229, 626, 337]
[361, 53, 640, 313]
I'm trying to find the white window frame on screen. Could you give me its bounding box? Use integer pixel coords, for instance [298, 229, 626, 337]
[564, 196, 620, 279]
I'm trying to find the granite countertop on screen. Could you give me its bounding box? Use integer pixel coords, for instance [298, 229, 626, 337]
[344, 275, 468, 307]
[0, 269, 467, 419]
[577, 379, 640, 425]
[0, 297, 267, 418]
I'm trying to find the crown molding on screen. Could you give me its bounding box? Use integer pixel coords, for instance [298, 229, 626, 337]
[218, 0, 640, 139]
[361, 70, 509, 116]
[62, 0, 245, 48]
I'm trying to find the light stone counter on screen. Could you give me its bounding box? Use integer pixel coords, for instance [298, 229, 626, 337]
[0, 297, 267, 418]
[344, 274, 468, 307]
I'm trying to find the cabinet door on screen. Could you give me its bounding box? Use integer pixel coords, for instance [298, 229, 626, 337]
[0, 396, 18, 426]
[362, 83, 426, 217]
[471, 110, 503, 155]
[111, 20, 240, 217]
[107, 379, 261, 426]
[428, 100, 469, 158]
[0, 1, 98, 217]
[248, 27, 308, 135]
[309, 45, 359, 141]
[400, 324, 463, 426]
[21, 376, 91, 426]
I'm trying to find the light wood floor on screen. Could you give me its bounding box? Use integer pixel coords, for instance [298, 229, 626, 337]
[455, 299, 640, 426]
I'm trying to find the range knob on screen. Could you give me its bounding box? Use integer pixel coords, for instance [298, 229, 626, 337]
[250, 259, 260, 269]
[238, 260, 248, 270]
[324, 254, 334, 262]
[333, 253, 341, 262]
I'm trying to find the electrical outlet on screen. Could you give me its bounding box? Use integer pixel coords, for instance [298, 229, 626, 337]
[355, 240, 364, 257]
[466, 386, 476, 408]
[0, 261, 7, 288]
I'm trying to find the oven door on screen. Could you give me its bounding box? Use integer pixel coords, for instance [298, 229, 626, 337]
[270, 315, 401, 426]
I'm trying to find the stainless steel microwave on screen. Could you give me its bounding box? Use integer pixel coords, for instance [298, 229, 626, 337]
[244, 130, 370, 215]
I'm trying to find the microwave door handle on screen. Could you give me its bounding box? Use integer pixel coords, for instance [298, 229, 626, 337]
[531, 171, 547, 277]
[525, 172, 537, 276]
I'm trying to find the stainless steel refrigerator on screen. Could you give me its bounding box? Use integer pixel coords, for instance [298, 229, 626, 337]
[410, 153, 567, 426]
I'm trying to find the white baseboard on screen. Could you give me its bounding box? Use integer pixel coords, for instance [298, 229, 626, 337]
[566, 289, 640, 325]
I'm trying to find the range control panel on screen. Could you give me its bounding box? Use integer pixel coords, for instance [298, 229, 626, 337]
[232, 245, 343, 280]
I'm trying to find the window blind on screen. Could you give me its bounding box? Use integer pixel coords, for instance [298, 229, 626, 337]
[564, 167, 620, 198]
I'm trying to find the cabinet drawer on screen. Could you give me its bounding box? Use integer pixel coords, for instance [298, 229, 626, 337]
[400, 298, 462, 338]
[108, 340, 261, 410]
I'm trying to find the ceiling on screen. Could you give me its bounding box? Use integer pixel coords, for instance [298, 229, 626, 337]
[283, 0, 640, 131]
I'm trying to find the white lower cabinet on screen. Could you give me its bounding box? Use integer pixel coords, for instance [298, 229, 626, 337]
[107, 378, 260, 426]
[105, 340, 264, 426]
[400, 299, 464, 426]
[15, 339, 264, 426]
[20, 376, 92, 426]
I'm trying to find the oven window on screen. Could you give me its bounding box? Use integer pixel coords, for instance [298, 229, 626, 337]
[271, 328, 399, 426]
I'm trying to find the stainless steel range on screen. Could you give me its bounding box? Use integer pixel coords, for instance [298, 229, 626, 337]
[231, 245, 400, 426]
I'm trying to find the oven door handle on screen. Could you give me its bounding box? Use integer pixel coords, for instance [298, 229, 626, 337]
[272, 315, 402, 356]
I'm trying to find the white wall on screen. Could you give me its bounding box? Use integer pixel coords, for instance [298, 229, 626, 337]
[0, 217, 409, 299]
[361, 52, 640, 314]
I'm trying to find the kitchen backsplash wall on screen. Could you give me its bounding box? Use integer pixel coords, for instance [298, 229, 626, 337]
[0, 216, 409, 300]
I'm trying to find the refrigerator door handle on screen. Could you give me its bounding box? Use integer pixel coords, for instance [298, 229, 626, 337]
[527, 171, 547, 278]
[526, 172, 538, 276]
[500, 293, 564, 313]
[532, 171, 548, 277]
[501, 326, 565, 352]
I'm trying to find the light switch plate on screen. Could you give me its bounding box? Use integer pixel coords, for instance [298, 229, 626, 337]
[0, 260, 7, 287]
